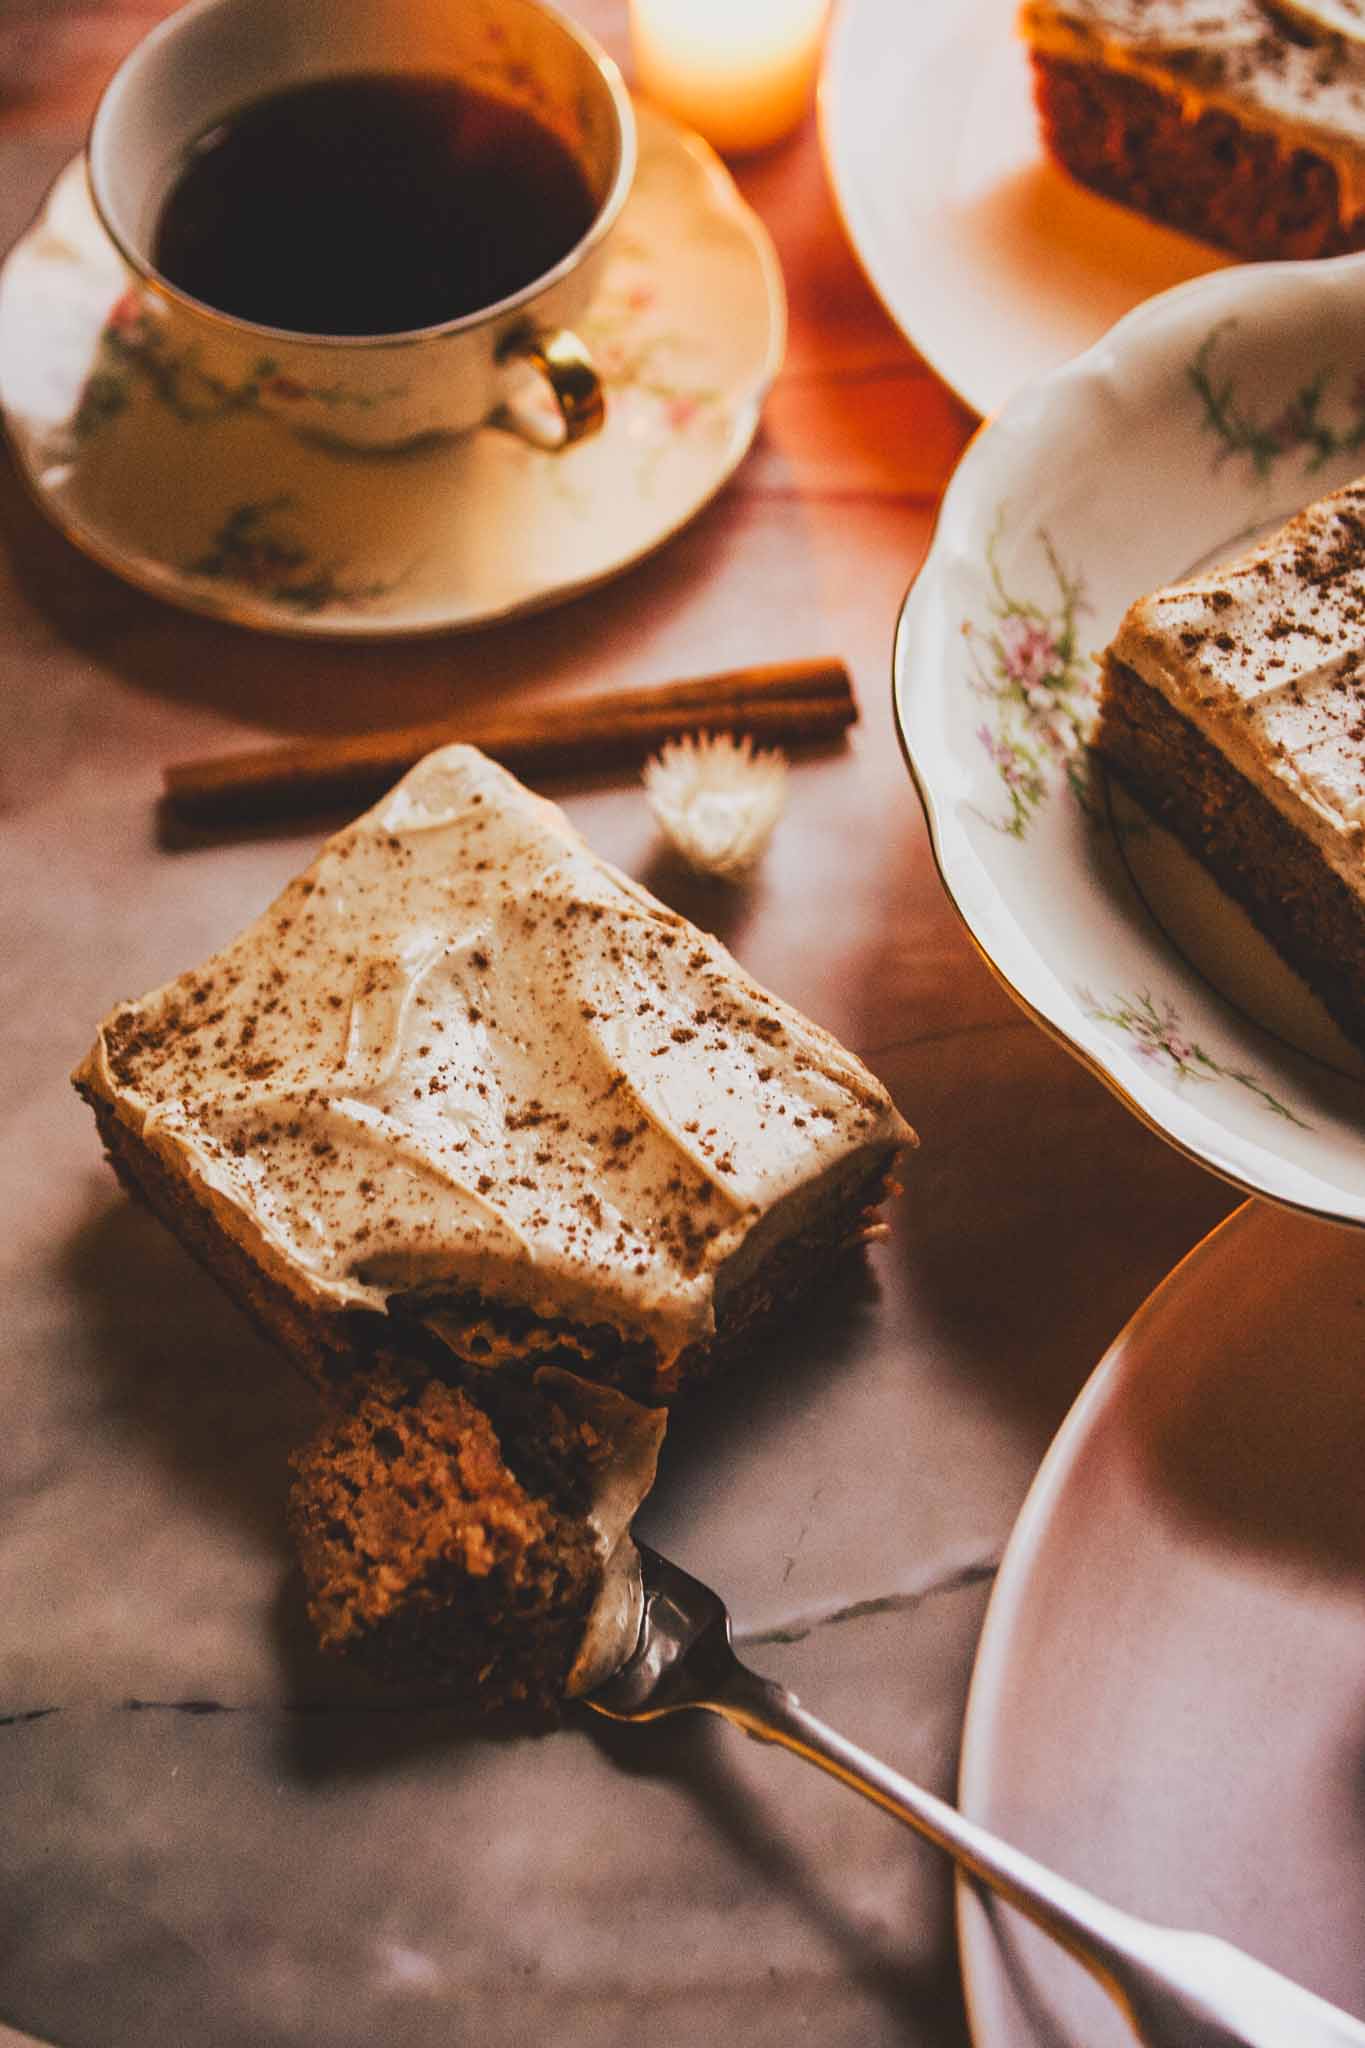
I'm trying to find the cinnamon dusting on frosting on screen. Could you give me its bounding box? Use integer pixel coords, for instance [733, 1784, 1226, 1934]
[1109, 480, 1365, 886]
[78, 747, 912, 1369]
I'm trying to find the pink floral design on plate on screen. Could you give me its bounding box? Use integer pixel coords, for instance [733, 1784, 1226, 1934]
[1081, 988, 1309, 1126]
[1189, 320, 1365, 477]
[964, 513, 1099, 839]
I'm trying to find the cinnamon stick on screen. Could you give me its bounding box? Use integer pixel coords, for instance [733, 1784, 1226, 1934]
[162, 658, 857, 825]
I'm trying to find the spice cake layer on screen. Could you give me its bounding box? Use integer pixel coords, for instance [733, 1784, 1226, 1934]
[289, 1361, 664, 1717]
[1094, 480, 1365, 1045]
[1019, 0, 1365, 259]
[75, 745, 913, 1396]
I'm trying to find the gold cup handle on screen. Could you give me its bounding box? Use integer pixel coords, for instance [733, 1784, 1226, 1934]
[494, 325, 606, 450]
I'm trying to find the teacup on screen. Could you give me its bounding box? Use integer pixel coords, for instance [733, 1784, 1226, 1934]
[86, 0, 635, 451]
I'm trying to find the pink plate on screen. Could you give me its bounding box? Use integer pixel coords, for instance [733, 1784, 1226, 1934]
[959, 1198, 1365, 2045]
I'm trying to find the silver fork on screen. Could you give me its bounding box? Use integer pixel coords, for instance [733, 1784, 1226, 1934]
[584, 1544, 1365, 2048]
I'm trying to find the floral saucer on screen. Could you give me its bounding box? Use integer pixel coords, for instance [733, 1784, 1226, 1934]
[0, 105, 784, 637]
[895, 254, 1365, 1227]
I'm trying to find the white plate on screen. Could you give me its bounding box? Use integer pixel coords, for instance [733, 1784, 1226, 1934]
[958, 1198, 1365, 2044]
[0, 106, 784, 638]
[894, 252, 1365, 1227]
[819, 0, 1232, 418]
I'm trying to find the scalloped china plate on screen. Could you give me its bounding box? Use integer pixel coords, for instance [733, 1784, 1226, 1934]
[958, 1198, 1365, 2043]
[894, 254, 1365, 1226]
[0, 104, 784, 638]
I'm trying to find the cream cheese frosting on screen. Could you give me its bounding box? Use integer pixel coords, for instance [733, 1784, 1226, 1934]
[1108, 481, 1365, 899]
[1018, 0, 1365, 220]
[77, 745, 911, 1370]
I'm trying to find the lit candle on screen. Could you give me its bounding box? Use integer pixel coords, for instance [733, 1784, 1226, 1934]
[628, 0, 831, 156]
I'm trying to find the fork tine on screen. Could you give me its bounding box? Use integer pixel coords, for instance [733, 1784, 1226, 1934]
[584, 1540, 736, 1720]
[633, 1541, 730, 1625]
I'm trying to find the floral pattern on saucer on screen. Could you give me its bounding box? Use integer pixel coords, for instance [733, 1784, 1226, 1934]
[897, 253, 1365, 1226]
[0, 104, 784, 637]
[582, 228, 724, 438]
[186, 499, 399, 614]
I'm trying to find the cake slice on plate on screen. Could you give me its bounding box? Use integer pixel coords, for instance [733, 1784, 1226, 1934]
[1093, 479, 1365, 1047]
[1018, 0, 1365, 260]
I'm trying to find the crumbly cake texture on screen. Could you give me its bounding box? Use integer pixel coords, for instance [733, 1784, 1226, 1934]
[1019, 0, 1365, 259]
[74, 744, 913, 1400]
[1094, 480, 1365, 1046]
[288, 1362, 664, 1716]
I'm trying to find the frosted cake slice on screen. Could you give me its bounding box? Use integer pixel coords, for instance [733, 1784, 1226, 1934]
[1019, 0, 1365, 261]
[75, 744, 913, 1398]
[1093, 481, 1365, 1045]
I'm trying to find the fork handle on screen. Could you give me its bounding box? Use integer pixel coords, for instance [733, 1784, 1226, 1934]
[707, 1659, 1365, 2048]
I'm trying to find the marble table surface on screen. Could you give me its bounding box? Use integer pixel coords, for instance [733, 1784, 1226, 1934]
[0, 5, 1250, 2044]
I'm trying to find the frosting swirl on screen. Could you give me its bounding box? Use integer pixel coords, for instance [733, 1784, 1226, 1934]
[81, 747, 910, 1368]
[1110, 481, 1365, 897]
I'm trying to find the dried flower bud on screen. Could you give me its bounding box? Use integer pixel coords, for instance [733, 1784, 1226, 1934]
[644, 732, 787, 880]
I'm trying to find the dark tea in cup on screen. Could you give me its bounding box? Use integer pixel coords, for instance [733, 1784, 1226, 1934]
[151, 72, 600, 336]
